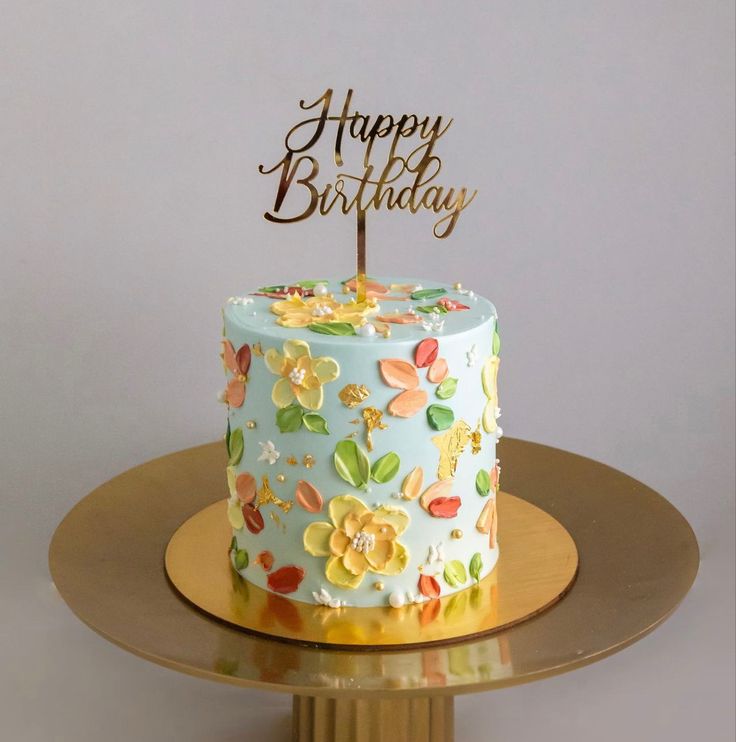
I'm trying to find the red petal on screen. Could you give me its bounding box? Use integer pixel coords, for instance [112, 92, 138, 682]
[236, 344, 252, 375]
[222, 340, 238, 374]
[420, 598, 441, 626]
[267, 565, 305, 594]
[427, 496, 462, 518]
[438, 298, 470, 311]
[242, 504, 264, 534]
[256, 550, 274, 571]
[418, 574, 441, 599]
[415, 338, 439, 368]
[225, 378, 245, 408]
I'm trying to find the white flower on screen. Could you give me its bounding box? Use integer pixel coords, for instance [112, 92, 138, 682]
[227, 296, 254, 306]
[466, 344, 478, 366]
[257, 440, 280, 465]
[313, 587, 345, 608]
[495, 426, 504, 441]
[421, 314, 445, 332]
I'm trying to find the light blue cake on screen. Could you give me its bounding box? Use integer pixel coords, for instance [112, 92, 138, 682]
[221, 277, 502, 608]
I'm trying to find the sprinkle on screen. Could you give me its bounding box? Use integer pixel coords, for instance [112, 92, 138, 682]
[357, 323, 376, 337]
[275, 473, 286, 483]
[453, 282, 462, 290]
[288, 367, 307, 385]
[313, 283, 329, 297]
[451, 529, 463, 539]
[374, 581, 385, 591]
[388, 591, 406, 608]
[245, 420, 257, 429]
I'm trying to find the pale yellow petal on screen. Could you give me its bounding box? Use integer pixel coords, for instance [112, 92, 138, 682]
[372, 504, 410, 537]
[303, 521, 334, 556]
[312, 357, 340, 384]
[329, 529, 350, 556]
[283, 339, 311, 360]
[481, 357, 499, 399]
[325, 555, 365, 589]
[264, 348, 285, 375]
[227, 501, 244, 530]
[364, 539, 393, 570]
[372, 541, 409, 576]
[271, 295, 306, 316]
[328, 495, 370, 529]
[276, 314, 313, 328]
[482, 400, 497, 434]
[272, 377, 296, 408]
[295, 384, 323, 411]
[342, 548, 369, 575]
[226, 466, 237, 497]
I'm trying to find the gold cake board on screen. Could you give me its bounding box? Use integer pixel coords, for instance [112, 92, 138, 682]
[48, 439, 700, 742]
[164, 494, 578, 649]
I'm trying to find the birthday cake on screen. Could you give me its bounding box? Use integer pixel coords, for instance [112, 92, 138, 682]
[221, 277, 502, 608]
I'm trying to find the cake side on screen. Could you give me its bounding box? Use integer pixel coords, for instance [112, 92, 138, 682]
[221, 278, 502, 608]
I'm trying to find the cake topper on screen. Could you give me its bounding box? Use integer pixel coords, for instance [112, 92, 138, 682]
[259, 90, 477, 302]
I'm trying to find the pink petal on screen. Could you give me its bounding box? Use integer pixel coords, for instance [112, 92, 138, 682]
[236, 472, 257, 504]
[236, 344, 252, 375]
[225, 378, 245, 407]
[222, 340, 238, 375]
[427, 357, 449, 383]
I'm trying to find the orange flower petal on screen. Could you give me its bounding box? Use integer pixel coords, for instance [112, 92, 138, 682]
[236, 472, 257, 504]
[345, 278, 389, 294]
[379, 359, 420, 389]
[225, 378, 245, 407]
[419, 479, 453, 512]
[255, 550, 274, 571]
[427, 357, 449, 383]
[329, 529, 350, 556]
[388, 389, 428, 417]
[418, 574, 441, 599]
[376, 313, 422, 324]
[236, 344, 252, 375]
[295, 480, 323, 513]
[222, 340, 238, 375]
[401, 466, 424, 500]
[415, 338, 439, 368]
[476, 498, 495, 534]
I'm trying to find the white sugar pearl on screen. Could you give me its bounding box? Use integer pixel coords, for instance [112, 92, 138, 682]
[357, 323, 376, 337]
[388, 591, 406, 608]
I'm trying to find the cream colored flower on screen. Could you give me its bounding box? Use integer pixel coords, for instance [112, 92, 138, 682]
[270, 293, 379, 328]
[303, 495, 410, 589]
[481, 356, 500, 433]
[264, 339, 339, 411]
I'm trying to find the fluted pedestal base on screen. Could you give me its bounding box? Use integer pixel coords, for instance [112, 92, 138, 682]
[292, 695, 454, 742]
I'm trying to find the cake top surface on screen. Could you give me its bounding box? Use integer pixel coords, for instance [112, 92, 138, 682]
[224, 277, 497, 345]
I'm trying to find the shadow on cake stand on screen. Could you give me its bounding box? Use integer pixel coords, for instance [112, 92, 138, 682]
[48, 439, 699, 742]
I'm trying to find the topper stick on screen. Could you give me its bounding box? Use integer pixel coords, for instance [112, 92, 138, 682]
[356, 209, 366, 303]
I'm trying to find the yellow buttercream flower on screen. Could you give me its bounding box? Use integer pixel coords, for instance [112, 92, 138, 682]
[303, 495, 410, 589]
[481, 356, 500, 433]
[264, 339, 340, 411]
[270, 293, 380, 328]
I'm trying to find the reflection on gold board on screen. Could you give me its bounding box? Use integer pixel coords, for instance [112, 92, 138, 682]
[165, 492, 578, 649]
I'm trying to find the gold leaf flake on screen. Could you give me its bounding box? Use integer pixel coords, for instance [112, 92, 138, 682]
[257, 475, 293, 513]
[303, 454, 316, 469]
[471, 422, 482, 455]
[252, 342, 264, 357]
[287, 456, 298, 466]
[361, 406, 388, 451]
[338, 383, 371, 408]
[432, 420, 472, 480]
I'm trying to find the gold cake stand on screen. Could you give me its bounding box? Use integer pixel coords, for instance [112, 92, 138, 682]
[48, 439, 699, 742]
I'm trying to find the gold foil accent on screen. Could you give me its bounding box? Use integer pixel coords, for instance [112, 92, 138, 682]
[269, 511, 286, 532]
[257, 475, 293, 513]
[432, 420, 472, 480]
[252, 342, 263, 357]
[361, 406, 388, 452]
[303, 455, 316, 469]
[339, 384, 371, 408]
[471, 423, 482, 455]
[345, 432, 358, 439]
[453, 282, 462, 290]
[287, 456, 298, 466]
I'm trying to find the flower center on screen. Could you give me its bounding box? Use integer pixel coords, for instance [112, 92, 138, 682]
[350, 530, 375, 554]
[311, 304, 334, 317]
[288, 368, 306, 386]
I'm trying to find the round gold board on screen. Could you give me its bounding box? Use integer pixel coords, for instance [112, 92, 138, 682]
[49, 438, 699, 698]
[164, 493, 578, 649]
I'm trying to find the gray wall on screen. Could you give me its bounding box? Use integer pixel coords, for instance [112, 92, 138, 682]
[2, 2, 733, 740]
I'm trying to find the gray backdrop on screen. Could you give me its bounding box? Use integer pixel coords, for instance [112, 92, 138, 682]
[2, 1, 734, 740]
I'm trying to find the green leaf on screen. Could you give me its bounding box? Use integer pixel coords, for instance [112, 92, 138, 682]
[475, 469, 491, 497]
[276, 403, 304, 433]
[435, 377, 458, 400]
[469, 553, 483, 583]
[303, 413, 330, 435]
[234, 549, 249, 571]
[229, 536, 237, 553]
[415, 304, 449, 314]
[308, 322, 356, 336]
[334, 440, 371, 489]
[426, 404, 455, 431]
[228, 427, 244, 465]
[411, 288, 447, 301]
[492, 328, 501, 356]
[295, 279, 329, 289]
[225, 419, 231, 450]
[371, 452, 401, 483]
[258, 284, 287, 293]
[443, 560, 468, 587]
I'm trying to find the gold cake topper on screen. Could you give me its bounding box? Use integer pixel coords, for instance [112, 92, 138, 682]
[259, 89, 477, 301]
